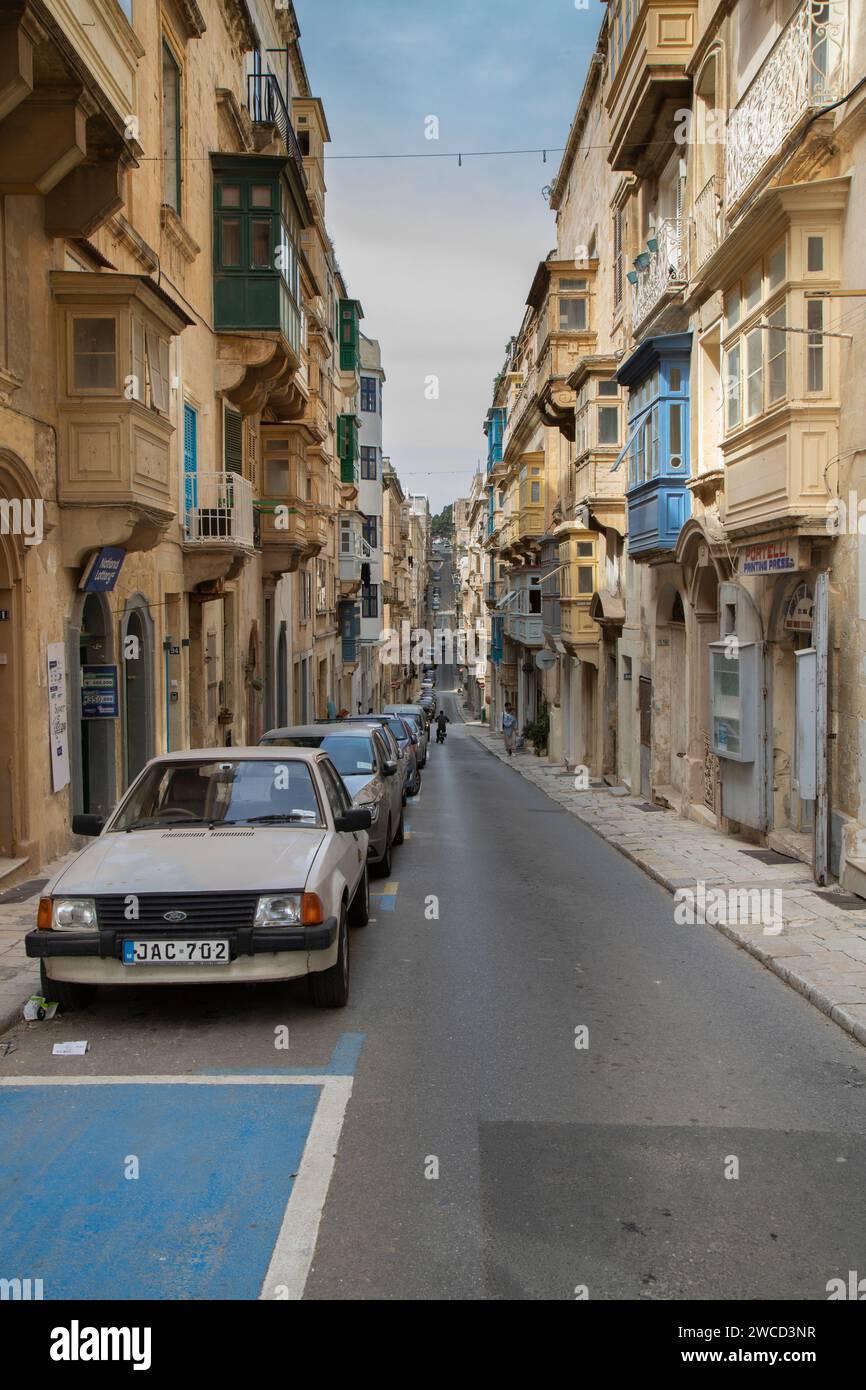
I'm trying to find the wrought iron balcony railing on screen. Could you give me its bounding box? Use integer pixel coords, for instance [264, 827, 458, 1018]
[725, 0, 847, 211]
[247, 72, 306, 186]
[632, 218, 689, 330]
[185, 471, 253, 548]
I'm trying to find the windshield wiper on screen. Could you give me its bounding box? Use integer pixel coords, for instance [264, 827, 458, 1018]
[239, 813, 319, 825]
[124, 816, 211, 832]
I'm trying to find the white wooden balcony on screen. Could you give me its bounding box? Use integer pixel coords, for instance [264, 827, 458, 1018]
[725, 0, 847, 212]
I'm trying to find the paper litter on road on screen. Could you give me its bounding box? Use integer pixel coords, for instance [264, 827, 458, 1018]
[52, 1041, 89, 1056]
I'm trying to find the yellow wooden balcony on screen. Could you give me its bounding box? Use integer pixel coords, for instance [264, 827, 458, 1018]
[259, 423, 309, 575]
[605, 0, 698, 173]
[558, 525, 599, 657]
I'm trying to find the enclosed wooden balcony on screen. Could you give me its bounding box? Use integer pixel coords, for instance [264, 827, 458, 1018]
[605, 0, 698, 175]
[258, 424, 310, 576]
[50, 271, 193, 565]
[0, 0, 141, 236]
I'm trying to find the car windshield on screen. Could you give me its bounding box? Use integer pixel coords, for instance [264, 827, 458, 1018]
[385, 718, 408, 743]
[111, 759, 325, 830]
[263, 733, 377, 778]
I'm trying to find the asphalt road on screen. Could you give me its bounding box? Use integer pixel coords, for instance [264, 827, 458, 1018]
[3, 550, 866, 1300]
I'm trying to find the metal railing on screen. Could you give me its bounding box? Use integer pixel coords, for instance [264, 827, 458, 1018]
[632, 217, 689, 329]
[694, 174, 722, 269]
[185, 471, 253, 548]
[725, 0, 847, 209]
[247, 71, 307, 184]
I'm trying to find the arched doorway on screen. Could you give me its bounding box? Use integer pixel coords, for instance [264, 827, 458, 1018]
[77, 592, 116, 817]
[246, 624, 260, 744]
[0, 530, 22, 857]
[121, 596, 155, 787]
[0, 450, 39, 862]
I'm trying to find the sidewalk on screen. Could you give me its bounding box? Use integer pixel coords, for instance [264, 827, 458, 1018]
[0, 854, 77, 1038]
[466, 720, 866, 1050]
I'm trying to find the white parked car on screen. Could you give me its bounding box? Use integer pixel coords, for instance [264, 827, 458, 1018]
[27, 749, 372, 1010]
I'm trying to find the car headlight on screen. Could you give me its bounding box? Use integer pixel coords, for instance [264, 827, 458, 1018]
[353, 794, 379, 823]
[51, 897, 97, 930]
[255, 894, 302, 927]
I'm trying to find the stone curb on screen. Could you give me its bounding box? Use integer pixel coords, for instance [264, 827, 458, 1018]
[466, 725, 866, 1051]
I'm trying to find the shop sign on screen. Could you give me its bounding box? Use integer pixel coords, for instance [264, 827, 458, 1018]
[784, 583, 814, 632]
[47, 643, 70, 793]
[738, 540, 808, 577]
[79, 548, 126, 593]
[81, 665, 119, 719]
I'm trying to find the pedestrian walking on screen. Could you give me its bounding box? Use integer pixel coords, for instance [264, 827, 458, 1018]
[502, 703, 517, 756]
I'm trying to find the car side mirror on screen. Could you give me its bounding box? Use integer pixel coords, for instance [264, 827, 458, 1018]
[382, 760, 398, 777]
[72, 813, 104, 837]
[336, 807, 373, 832]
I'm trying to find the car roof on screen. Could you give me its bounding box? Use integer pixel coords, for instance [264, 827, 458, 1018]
[259, 725, 376, 741]
[142, 746, 324, 764]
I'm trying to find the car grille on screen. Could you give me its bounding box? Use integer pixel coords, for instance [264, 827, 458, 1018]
[94, 893, 261, 932]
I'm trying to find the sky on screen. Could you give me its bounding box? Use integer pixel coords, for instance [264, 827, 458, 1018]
[294, 0, 599, 516]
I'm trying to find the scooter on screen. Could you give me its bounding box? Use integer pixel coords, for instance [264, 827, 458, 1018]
[435, 725, 447, 744]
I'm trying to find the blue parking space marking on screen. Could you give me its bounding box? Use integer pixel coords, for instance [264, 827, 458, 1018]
[0, 1034, 365, 1300]
[371, 880, 399, 914]
[0, 1082, 320, 1300]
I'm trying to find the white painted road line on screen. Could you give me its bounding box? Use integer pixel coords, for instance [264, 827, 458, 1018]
[259, 1074, 353, 1300]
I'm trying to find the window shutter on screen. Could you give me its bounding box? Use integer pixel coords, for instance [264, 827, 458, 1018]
[131, 318, 145, 402]
[224, 405, 243, 474]
[146, 328, 169, 413]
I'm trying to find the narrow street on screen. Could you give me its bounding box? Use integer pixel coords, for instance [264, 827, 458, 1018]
[3, 562, 866, 1303]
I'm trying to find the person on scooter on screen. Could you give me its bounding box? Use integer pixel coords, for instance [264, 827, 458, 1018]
[435, 710, 450, 744]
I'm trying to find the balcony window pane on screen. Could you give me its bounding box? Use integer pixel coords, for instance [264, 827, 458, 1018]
[598, 406, 619, 444]
[767, 307, 787, 402]
[725, 286, 740, 331]
[746, 329, 763, 418]
[251, 184, 272, 208]
[530, 482, 540, 503]
[560, 279, 587, 292]
[768, 242, 786, 289]
[73, 317, 116, 390]
[726, 343, 741, 428]
[577, 566, 593, 595]
[669, 404, 683, 465]
[221, 218, 241, 267]
[251, 219, 271, 268]
[807, 299, 824, 392]
[560, 297, 587, 331]
[807, 236, 824, 273]
[744, 264, 761, 314]
[577, 542, 593, 557]
[669, 367, 682, 391]
[598, 378, 618, 396]
[220, 185, 241, 208]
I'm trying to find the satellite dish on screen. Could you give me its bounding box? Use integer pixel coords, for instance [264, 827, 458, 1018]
[535, 650, 557, 670]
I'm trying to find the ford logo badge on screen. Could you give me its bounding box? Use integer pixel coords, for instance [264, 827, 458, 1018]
[163, 910, 188, 923]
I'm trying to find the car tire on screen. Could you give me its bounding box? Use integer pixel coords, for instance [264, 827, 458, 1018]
[39, 961, 92, 1013]
[348, 867, 370, 927]
[374, 822, 392, 878]
[309, 904, 349, 1008]
[393, 810, 405, 846]
[413, 770, 422, 795]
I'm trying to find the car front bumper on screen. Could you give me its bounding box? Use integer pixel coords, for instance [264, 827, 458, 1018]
[26, 919, 338, 986]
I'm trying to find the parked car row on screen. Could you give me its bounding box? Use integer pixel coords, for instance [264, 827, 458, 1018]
[26, 706, 441, 1015]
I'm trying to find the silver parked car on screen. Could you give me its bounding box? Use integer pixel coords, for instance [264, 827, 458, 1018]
[27, 750, 373, 1011]
[384, 705, 429, 765]
[260, 725, 404, 876]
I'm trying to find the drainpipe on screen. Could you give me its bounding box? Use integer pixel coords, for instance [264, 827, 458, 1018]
[163, 636, 172, 752]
